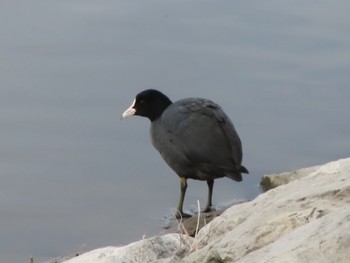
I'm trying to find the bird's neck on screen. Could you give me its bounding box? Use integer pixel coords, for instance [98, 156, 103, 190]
[149, 98, 172, 122]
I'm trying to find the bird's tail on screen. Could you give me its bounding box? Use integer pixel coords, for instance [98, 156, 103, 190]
[224, 165, 249, 182]
[240, 165, 249, 174]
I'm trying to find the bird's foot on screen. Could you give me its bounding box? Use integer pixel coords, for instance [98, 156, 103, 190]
[175, 211, 192, 219]
[202, 206, 216, 213]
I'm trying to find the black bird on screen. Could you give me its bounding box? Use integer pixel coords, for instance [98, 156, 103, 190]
[122, 89, 248, 217]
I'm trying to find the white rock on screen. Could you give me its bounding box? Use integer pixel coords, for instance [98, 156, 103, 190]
[184, 158, 350, 263]
[62, 234, 194, 263]
[260, 164, 321, 191]
[63, 158, 350, 263]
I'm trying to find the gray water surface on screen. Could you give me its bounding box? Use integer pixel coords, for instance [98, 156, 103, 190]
[1, 1, 350, 262]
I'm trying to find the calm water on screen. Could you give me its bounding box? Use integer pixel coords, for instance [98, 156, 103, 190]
[1, 1, 350, 262]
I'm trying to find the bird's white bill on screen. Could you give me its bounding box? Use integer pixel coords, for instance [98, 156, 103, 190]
[121, 99, 136, 119]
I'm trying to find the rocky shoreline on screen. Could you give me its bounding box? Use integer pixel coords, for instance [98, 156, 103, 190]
[62, 158, 350, 263]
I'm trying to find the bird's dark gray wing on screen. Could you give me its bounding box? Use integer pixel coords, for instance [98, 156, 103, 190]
[151, 98, 243, 180]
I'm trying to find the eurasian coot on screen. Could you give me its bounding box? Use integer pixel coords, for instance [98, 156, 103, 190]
[122, 89, 248, 217]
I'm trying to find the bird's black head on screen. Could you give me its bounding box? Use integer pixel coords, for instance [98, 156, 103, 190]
[122, 89, 173, 122]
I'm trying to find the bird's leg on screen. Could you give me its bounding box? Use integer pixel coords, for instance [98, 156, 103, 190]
[176, 177, 191, 218]
[203, 179, 215, 212]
